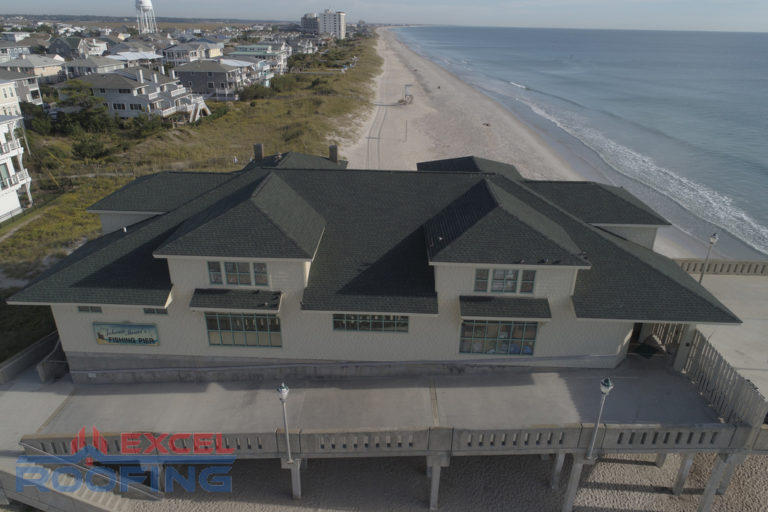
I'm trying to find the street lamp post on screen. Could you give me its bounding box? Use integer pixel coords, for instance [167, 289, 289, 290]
[277, 382, 293, 463]
[586, 377, 614, 461]
[699, 232, 719, 284]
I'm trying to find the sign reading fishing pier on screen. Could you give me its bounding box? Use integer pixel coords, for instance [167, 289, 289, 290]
[94, 323, 159, 346]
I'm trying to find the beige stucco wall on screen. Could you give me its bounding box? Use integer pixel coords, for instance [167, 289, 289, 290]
[597, 225, 658, 249]
[53, 258, 632, 370]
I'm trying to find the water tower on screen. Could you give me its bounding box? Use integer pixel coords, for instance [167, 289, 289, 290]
[136, 0, 158, 34]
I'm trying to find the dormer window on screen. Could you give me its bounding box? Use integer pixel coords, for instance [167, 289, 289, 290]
[208, 261, 222, 284]
[474, 269, 536, 294]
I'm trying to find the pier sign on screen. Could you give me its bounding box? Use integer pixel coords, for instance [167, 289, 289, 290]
[94, 323, 159, 346]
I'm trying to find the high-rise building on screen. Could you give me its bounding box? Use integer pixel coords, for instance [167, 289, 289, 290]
[317, 9, 346, 40]
[301, 13, 319, 34]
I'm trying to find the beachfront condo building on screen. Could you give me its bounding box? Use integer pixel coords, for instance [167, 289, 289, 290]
[318, 9, 346, 40]
[8, 152, 738, 384]
[0, 105, 32, 222]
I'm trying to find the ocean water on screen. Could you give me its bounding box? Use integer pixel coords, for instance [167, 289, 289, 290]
[393, 26, 768, 257]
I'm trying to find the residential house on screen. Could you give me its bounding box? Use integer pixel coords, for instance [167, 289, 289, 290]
[65, 56, 127, 78]
[72, 67, 210, 122]
[174, 60, 246, 100]
[108, 40, 156, 55]
[230, 42, 290, 74]
[7, 153, 740, 383]
[106, 52, 164, 70]
[0, 87, 32, 221]
[219, 58, 273, 87]
[0, 55, 64, 84]
[288, 38, 318, 55]
[162, 42, 222, 67]
[0, 70, 42, 105]
[0, 39, 31, 63]
[47, 37, 108, 59]
[1, 32, 31, 43]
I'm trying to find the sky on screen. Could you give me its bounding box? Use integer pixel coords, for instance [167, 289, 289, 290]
[12, 0, 768, 32]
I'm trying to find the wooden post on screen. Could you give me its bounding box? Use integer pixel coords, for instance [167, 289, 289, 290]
[281, 458, 302, 499]
[717, 453, 746, 495]
[427, 454, 450, 511]
[655, 453, 667, 468]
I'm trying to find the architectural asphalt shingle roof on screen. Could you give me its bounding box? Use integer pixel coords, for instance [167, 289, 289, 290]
[524, 181, 670, 226]
[7, 155, 741, 324]
[189, 289, 282, 311]
[425, 180, 588, 266]
[459, 296, 552, 319]
[175, 60, 236, 73]
[155, 173, 326, 259]
[248, 152, 349, 170]
[417, 156, 523, 180]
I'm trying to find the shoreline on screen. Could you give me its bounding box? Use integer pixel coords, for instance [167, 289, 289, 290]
[343, 28, 762, 261]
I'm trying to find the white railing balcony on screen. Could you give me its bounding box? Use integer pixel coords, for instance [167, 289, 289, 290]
[170, 88, 186, 97]
[146, 91, 161, 100]
[0, 139, 21, 154]
[0, 168, 30, 190]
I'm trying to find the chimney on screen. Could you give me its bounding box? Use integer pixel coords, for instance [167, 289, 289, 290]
[329, 144, 338, 163]
[253, 143, 264, 161]
[153, 72, 158, 83]
[137, 68, 144, 82]
[170, 69, 176, 79]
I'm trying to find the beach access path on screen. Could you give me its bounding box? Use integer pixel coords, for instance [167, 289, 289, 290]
[342, 28, 749, 260]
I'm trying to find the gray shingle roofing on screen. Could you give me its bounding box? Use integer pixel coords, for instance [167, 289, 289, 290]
[175, 60, 236, 73]
[249, 151, 349, 170]
[417, 156, 523, 179]
[460, 296, 552, 319]
[424, 180, 588, 266]
[6, 154, 741, 323]
[190, 289, 281, 311]
[523, 181, 670, 226]
[88, 172, 235, 213]
[76, 73, 141, 90]
[155, 173, 326, 259]
[489, 176, 739, 323]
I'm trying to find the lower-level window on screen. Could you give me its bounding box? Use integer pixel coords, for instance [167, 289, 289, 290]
[332, 313, 409, 332]
[205, 312, 281, 347]
[459, 320, 538, 355]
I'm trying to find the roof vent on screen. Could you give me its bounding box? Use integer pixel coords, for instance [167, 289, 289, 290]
[122, 226, 127, 233]
[329, 144, 339, 163]
[253, 143, 264, 161]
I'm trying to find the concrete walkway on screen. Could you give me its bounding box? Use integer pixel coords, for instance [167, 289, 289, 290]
[698, 275, 768, 398]
[36, 356, 717, 437]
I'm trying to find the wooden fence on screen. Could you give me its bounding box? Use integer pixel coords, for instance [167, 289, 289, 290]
[676, 259, 768, 276]
[683, 330, 768, 427]
[650, 323, 685, 351]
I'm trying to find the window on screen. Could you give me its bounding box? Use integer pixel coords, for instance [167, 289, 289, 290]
[474, 269, 489, 292]
[474, 268, 536, 294]
[225, 262, 251, 285]
[332, 314, 409, 332]
[491, 269, 518, 292]
[253, 263, 268, 286]
[459, 320, 538, 355]
[77, 306, 103, 313]
[118, 88, 131, 94]
[205, 312, 281, 347]
[143, 308, 168, 315]
[207, 82, 214, 89]
[520, 270, 536, 294]
[208, 261, 222, 284]
[129, 104, 143, 110]
[112, 103, 126, 110]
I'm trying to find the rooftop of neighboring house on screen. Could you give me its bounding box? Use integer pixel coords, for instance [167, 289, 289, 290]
[65, 56, 126, 69]
[0, 55, 63, 69]
[174, 60, 237, 74]
[9, 154, 739, 326]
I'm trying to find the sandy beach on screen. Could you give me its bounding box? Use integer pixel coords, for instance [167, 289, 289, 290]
[342, 29, 754, 260]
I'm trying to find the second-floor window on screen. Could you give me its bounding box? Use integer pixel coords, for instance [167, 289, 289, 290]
[208, 261, 222, 284]
[474, 269, 536, 294]
[112, 103, 126, 110]
[225, 262, 251, 285]
[118, 88, 131, 94]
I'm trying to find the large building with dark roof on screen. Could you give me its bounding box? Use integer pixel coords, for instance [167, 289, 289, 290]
[8, 153, 740, 383]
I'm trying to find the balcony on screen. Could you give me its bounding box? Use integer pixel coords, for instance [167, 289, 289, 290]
[0, 139, 21, 154]
[0, 168, 30, 190]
